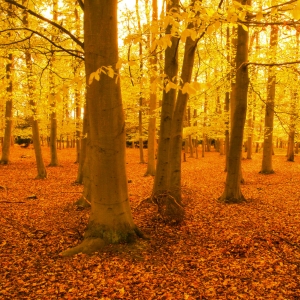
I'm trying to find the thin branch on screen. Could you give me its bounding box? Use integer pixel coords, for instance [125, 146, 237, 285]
[262, 0, 298, 12]
[246, 60, 300, 67]
[4, 0, 84, 49]
[77, 0, 84, 11]
[0, 28, 84, 60]
[218, 0, 224, 9]
[0, 32, 33, 45]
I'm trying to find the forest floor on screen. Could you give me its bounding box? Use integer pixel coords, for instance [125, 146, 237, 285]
[0, 145, 300, 300]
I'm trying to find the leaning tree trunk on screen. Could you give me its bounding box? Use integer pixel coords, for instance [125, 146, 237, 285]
[260, 26, 278, 174]
[62, 0, 142, 256]
[1, 53, 13, 165]
[165, 27, 199, 222]
[219, 7, 249, 204]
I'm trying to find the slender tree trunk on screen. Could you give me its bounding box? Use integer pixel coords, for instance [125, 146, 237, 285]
[1, 53, 13, 165]
[219, 4, 249, 203]
[287, 31, 299, 162]
[21, 0, 47, 178]
[74, 7, 82, 164]
[261, 26, 278, 174]
[136, 0, 145, 164]
[145, 0, 158, 176]
[49, 0, 59, 166]
[62, 0, 142, 256]
[76, 103, 87, 184]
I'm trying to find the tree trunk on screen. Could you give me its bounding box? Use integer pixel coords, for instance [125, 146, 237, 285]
[1, 53, 13, 165]
[152, 0, 179, 195]
[76, 103, 88, 184]
[136, 0, 145, 164]
[62, 0, 142, 256]
[49, 0, 59, 167]
[145, 0, 158, 176]
[260, 26, 278, 174]
[167, 27, 198, 210]
[219, 7, 249, 204]
[22, 0, 47, 179]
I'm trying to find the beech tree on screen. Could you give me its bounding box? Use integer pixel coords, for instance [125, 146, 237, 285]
[260, 26, 278, 174]
[62, 0, 143, 256]
[219, 0, 249, 203]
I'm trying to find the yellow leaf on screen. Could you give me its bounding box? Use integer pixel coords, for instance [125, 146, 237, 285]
[88, 72, 96, 85]
[239, 11, 246, 21]
[165, 83, 171, 93]
[230, 14, 238, 23]
[206, 25, 214, 35]
[271, 7, 277, 15]
[214, 21, 221, 31]
[116, 59, 123, 69]
[241, 24, 248, 32]
[187, 84, 197, 95]
[128, 60, 137, 67]
[95, 71, 100, 81]
[181, 29, 190, 43]
[182, 83, 189, 94]
[166, 81, 177, 93]
[190, 81, 201, 91]
[107, 67, 114, 78]
[256, 11, 263, 21]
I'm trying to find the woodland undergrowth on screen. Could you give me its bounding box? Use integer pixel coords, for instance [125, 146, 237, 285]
[0, 146, 300, 299]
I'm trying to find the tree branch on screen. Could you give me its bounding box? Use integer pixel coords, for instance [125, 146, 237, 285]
[246, 60, 300, 67]
[0, 32, 33, 46]
[0, 28, 84, 60]
[77, 0, 84, 11]
[4, 0, 84, 49]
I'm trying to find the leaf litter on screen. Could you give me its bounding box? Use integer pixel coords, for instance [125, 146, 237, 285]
[0, 146, 300, 299]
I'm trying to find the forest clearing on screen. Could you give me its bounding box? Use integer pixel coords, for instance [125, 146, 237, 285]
[1, 146, 300, 299]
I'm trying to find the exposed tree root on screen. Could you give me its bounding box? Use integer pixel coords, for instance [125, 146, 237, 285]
[152, 191, 184, 224]
[74, 196, 91, 208]
[61, 225, 146, 257]
[218, 195, 246, 204]
[35, 174, 47, 179]
[259, 170, 275, 174]
[61, 238, 106, 256]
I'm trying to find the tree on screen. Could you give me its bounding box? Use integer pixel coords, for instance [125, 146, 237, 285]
[0, 4, 13, 165]
[48, 0, 59, 167]
[260, 26, 278, 174]
[62, 0, 143, 256]
[219, 0, 249, 203]
[145, 0, 158, 176]
[22, 0, 47, 179]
